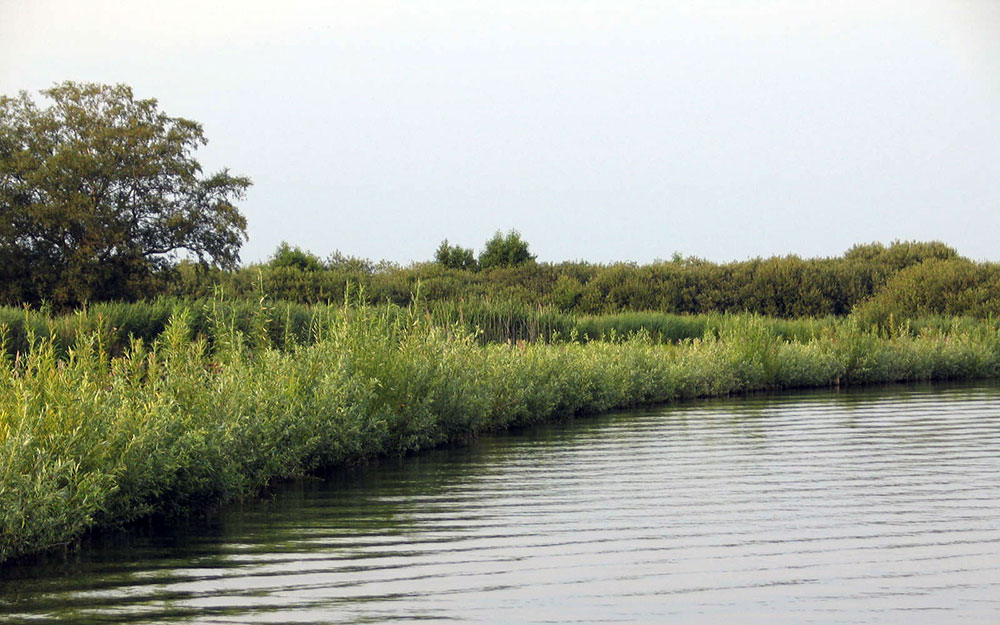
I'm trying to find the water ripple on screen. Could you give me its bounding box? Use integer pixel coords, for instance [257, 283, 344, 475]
[2, 383, 1000, 624]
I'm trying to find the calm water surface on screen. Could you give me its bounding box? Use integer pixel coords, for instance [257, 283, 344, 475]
[3, 383, 1000, 624]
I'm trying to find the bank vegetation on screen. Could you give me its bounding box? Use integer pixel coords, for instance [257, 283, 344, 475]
[3, 300, 1000, 563]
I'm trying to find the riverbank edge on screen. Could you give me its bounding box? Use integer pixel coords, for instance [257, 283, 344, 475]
[3, 311, 999, 564]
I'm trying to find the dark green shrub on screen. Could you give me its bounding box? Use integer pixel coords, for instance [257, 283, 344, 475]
[478, 230, 536, 270]
[268, 242, 324, 272]
[434, 239, 478, 271]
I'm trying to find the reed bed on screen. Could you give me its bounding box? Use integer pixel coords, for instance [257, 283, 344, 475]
[0, 297, 846, 358]
[2, 305, 1000, 563]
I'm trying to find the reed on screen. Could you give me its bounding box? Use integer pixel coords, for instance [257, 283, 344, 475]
[0, 296, 851, 361]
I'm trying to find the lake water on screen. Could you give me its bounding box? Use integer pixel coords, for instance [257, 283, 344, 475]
[3, 383, 1000, 624]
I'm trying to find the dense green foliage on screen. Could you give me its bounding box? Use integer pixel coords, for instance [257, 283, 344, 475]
[434, 239, 478, 271]
[3, 302, 1000, 563]
[853, 258, 1000, 328]
[478, 229, 536, 270]
[154, 240, 970, 320]
[0, 81, 250, 307]
[268, 241, 324, 272]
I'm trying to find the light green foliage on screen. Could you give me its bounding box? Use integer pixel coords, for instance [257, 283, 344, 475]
[843, 240, 957, 270]
[551, 275, 586, 311]
[478, 230, 536, 270]
[852, 259, 1000, 329]
[2, 304, 1000, 563]
[0, 81, 250, 307]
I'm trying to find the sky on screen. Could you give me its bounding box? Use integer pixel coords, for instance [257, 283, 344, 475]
[1, 0, 999, 265]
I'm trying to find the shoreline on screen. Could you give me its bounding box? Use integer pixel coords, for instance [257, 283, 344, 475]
[2, 307, 999, 563]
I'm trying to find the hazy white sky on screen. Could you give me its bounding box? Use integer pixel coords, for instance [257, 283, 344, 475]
[2, 0, 999, 264]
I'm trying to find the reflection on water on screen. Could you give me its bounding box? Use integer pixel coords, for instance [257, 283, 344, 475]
[3, 383, 1000, 624]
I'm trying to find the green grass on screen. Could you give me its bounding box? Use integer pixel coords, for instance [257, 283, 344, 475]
[0, 296, 844, 358]
[2, 303, 1000, 563]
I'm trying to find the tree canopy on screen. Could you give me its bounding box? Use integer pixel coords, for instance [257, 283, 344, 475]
[479, 230, 535, 270]
[0, 81, 251, 306]
[268, 241, 324, 272]
[434, 239, 478, 271]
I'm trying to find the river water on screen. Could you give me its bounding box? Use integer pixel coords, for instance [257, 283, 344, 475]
[2, 383, 1000, 624]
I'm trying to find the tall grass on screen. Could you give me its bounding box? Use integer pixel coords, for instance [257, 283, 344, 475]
[0, 297, 338, 359]
[2, 303, 1000, 563]
[0, 297, 846, 358]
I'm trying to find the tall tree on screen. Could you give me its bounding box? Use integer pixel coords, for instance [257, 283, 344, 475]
[0, 81, 251, 306]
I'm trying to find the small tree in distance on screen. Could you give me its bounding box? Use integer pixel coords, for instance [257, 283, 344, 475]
[435, 239, 478, 271]
[478, 230, 535, 270]
[327, 250, 377, 274]
[268, 241, 324, 271]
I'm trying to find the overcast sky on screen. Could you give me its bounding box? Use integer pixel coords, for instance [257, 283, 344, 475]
[2, 0, 999, 265]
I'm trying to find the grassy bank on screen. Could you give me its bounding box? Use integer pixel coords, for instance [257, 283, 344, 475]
[2, 305, 1000, 563]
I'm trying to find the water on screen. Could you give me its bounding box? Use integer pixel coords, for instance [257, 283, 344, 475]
[3, 383, 1000, 624]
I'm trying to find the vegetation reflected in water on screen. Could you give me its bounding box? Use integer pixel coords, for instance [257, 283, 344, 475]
[2, 383, 1000, 624]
